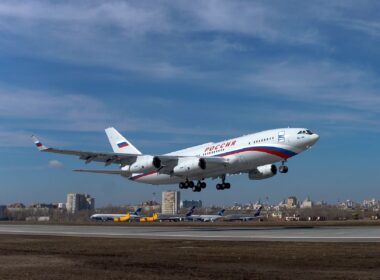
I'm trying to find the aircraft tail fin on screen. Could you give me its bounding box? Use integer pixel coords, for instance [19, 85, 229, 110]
[186, 206, 196, 217]
[254, 206, 263, 217]
[133, 207, 142, 216]
[218, 209, 225, 216]
[105, 127, 142, 155]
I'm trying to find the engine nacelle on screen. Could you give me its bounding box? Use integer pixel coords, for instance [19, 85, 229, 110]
[129, 155, 161, 173]
[173, 158, 206, 176]
[248, 164, 277, 180]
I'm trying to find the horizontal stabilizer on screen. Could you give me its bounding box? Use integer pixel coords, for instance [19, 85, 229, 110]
[73, 169, 131, 177]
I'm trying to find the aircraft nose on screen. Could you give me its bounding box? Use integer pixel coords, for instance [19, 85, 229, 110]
[310, 133, 320, 145]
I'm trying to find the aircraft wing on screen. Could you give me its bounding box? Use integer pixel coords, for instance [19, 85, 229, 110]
[74, 169, 132, 177]
[32, 135, 138, 166]
[157, 155, 228, 175]
[32, 135, 229, 172]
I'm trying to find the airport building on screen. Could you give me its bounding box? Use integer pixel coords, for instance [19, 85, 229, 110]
[161, 191, 180, 215]
[66, 193, 95, 214]
[180, 200, 202, 209]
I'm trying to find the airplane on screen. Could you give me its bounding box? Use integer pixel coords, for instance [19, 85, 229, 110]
[32, 127, 319, 192]
[140, 213, 159, 222]
[224, 206, 264, 221]
[190, 209, 225, 222]
[157, 206, 195, 222]
[90, 207, 142, 222]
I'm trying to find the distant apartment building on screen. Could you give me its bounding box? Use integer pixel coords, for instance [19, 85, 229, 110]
[286, 196, 298, 209]
[161, 191, 180, 215]
[300, 196, 313, 209]
[180, 200, 202, 209]
[66, 193, 95, 214]
[0, 205, 6, 220]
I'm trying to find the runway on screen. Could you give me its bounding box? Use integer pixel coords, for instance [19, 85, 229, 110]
[0, 224, 380, 241]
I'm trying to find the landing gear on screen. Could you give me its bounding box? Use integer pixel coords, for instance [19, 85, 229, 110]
[216, 175, 231, 190]
[279, 160, 289, 174]
[279, 165, 288, 173]
[179, 180, 206, 192]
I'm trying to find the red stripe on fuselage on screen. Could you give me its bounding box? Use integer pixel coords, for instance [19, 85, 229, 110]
[130, 147, 294, 181]
[219, 147, 292, 159]
[130, 171, 157, 181]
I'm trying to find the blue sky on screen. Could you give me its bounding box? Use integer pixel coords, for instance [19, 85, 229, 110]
[0, 0, 379, 207]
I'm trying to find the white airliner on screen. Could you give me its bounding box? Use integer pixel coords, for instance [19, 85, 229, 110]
[32, 127, 319, 192]
[224, 206, 264, 221]
[190, 209, 225, 222]
[90, 207, 142, 222]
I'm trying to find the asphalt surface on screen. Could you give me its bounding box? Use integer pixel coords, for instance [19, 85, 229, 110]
[0, 224, 380, 242]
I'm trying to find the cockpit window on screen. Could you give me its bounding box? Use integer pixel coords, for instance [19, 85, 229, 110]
[298, 130, 314, 135]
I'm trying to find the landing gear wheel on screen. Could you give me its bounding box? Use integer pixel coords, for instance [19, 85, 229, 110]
[188, 181, 195, 188]
[179, 182, 185, 189]
[200, 182, 206, 189]
[192, 185, 201, 192]
[216, 183, 222, 190]
[224, 183, 231, 189]
[279, 165, 289, 173]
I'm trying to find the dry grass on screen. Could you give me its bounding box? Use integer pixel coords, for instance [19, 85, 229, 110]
[0, 235, 379, 279]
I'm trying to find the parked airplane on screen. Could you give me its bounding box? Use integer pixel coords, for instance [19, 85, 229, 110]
[32, 127, 319, 192]
[90, 208, 142, 222]
[158, 206, 195, 222]
[190, 209, 225, 222]
[140, 213, 159, 222]
[224, 206, 264, 221]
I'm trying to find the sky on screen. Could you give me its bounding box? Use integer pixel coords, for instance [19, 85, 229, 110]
[0, 0, 380, 207]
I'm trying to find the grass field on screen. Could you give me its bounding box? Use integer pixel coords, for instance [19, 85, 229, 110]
[0, 235, 380, 279]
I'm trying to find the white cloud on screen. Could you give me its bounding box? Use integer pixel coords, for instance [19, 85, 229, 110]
[243, 61, 380, 114]
[48, 159, 63, 169]
[0, 84, 234, 143]
[0, 129, 33, 147]
[0, 0, 329, 80]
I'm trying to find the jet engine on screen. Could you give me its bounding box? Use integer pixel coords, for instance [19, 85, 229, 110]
[248, 164, 277, 180]
[173, 158, 206, 176]
[129, 155, 161, 173]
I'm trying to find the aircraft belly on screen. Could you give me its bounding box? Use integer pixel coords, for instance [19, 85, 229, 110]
[133, 173, 182, 185]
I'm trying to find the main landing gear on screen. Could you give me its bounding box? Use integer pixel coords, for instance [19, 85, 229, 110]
[279, 160, 289, 174]
[179, 180, 206, 192]
[216, 175, 231, 191]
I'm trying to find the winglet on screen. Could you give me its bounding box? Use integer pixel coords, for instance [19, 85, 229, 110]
[31, 135, 48, 151]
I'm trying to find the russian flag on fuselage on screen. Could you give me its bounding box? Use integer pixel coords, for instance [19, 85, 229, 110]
[117, 141, 129, 148]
